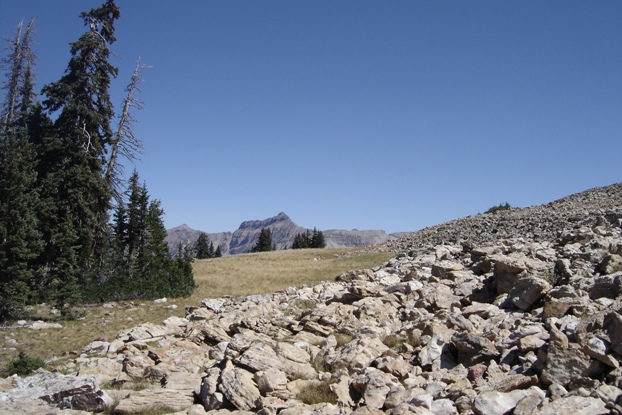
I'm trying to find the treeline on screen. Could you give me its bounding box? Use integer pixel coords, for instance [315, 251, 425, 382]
[292, 228, 325, 249]
[247, 227, 326, 253]
[0, 1, 195, 320]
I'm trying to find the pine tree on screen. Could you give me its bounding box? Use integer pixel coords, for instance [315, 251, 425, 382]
[292, 231, 310, 249]
[0, 18, 43, 319]
[292, 228, 325, 250]
[0, 131, 43, 319]
[38, 1, 120, 309]
[311, 228, 326, 248]
[214, 245, 222, 258]
[251, 228, 273, 253]
[101, 171, 196, 300]
[125, 171, 149, 275]
[195, 232, 210, 259]
[0, 3, 197, 313]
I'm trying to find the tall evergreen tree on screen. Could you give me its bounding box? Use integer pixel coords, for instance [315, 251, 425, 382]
[311, 228, 326, 248]
[292, 228, 325, 249]
[38, 1, 120, 308]
[251, 228, 273, 253]
[195, 232, 210, 259]
[0, 3, 197, 315]
[97, 171, 196, 301]
[0, 18, 43, 319]
[0, 131, 43, 319]
[292, 231, 310, 249]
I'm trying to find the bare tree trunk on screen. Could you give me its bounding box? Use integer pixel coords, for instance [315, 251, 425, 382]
[1, 19, 36, 129]
[106, 58, 149, 202]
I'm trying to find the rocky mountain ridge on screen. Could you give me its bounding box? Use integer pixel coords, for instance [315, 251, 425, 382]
[2, 182, 622, 414]
[166, 212, 396, 256]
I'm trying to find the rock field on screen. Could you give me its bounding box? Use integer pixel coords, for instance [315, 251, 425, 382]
[1, 182, 622, 415]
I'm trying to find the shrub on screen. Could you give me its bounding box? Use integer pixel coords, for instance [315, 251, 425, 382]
[382, 334, 403, 349]
[485, 202, 512, 214]
[6, 351, 45, 376]
[335, 333, 353, 348]
[297, 380, 337, 405]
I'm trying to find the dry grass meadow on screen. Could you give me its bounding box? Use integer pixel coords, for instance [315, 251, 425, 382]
[0, 247, 393, 373]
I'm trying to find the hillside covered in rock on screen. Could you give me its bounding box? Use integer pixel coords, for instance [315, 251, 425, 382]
[2, 182, 622, 415]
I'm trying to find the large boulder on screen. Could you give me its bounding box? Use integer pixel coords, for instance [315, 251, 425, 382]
[218, 361, 261, 411]
[541, 342, 602, 386]
[509, 276, 551, 310]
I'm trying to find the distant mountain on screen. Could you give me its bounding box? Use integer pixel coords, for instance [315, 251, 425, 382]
[165, 212, 398, 256]
[166, 225, 232, 256]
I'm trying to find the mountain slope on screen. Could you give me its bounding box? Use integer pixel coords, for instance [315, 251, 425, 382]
[388, 181, 622, 253]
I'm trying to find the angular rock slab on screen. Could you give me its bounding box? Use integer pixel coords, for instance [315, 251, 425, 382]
[112, 388, 194, 414]
[541, 342, 601, 386]
[531, 395, 608, 415]
[219, 362, 261, 411]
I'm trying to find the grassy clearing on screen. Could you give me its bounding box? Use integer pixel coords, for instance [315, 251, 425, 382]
[0, 247, 393, 373]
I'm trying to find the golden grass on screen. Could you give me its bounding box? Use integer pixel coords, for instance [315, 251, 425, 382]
[0, 247, 393, 373]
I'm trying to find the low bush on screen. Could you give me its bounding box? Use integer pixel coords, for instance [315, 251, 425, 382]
[6, 351, 45, 376]
[297, 380, 337, 404]
[485, 202, 512, 214]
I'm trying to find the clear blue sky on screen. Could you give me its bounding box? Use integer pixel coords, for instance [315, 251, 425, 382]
[2, 1, 621, 234]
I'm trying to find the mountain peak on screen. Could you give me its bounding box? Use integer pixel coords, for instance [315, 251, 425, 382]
[238, 212, 296, 230]
[170, 224, 192, 231]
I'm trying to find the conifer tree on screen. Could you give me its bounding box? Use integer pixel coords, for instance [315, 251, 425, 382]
[311, 228, 326, 248]
[214, 245, 222, 258]
[0, 18, 43, 319]
[292, 228, 325, 249]
[0, 130, 43, 319]
[251, 228, 273, 252]
[38, 1, 120, 308]
[0, 3, 197, 314]
[101, 171, 196, 300]
[292, 231, 310, 249]
[195, 232, 210, 259]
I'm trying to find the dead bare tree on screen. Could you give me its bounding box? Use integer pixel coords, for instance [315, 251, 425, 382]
[106, 58, 150, 203]
[1, 18, 36, 129]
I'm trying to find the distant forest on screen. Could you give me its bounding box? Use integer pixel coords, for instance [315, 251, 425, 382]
[0, 0, 196, 321]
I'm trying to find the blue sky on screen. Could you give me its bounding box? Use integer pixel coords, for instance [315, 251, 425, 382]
[2, 1, 621, 234]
